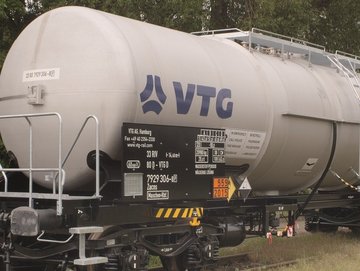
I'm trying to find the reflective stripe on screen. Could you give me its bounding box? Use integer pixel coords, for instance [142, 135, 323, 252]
[164, 208, 173, 218]
[182, 208, 189, 218]
[188, 208, 194, 218]
[173, 208, 181, 218]
[156, 208, 164, 218]
[155, 207, 203, 219]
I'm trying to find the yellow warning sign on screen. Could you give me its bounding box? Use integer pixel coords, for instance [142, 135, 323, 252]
[227, 177, 236, 202]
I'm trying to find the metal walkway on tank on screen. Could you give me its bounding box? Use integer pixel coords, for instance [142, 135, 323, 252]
[193, 27, 360, 74]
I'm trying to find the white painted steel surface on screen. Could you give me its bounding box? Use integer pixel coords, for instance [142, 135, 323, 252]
[0, 7, 359, 193]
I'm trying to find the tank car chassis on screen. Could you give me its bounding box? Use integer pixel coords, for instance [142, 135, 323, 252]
[1, 185, 359, 271]
[0, 113, 360, 271]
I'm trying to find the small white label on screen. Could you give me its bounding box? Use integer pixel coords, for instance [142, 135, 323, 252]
[147, 190, 169, 200]
[301, 158, 318, 171]
[106, 239, 116, 246]
[126, 160, 141, 169]
[225, 128, 266, 159]
[23, 68, 60, 82]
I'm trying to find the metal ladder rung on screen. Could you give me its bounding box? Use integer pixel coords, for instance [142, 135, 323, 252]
[69, 226, 108, 266]
[74, 257, 108, 266]
[327, 54, 360, 102]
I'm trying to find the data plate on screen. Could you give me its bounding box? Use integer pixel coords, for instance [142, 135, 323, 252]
[122, 123, 226, 201]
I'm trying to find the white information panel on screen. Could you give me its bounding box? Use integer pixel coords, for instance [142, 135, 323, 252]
[225, 128, 266, 159]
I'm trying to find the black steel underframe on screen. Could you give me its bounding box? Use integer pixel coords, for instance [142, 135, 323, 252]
[1, 191, 359, 228]
[1, 190, 360, 269]
[70, 192, 360, 226]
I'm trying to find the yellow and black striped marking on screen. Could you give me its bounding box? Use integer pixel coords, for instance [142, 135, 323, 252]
[155, 207, 204, 226]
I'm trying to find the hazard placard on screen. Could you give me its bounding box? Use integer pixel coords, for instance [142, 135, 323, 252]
[212, 177, 236, 201]
[213, 177, 229, 199]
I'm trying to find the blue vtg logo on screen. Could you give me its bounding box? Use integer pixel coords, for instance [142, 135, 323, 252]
[140, 75, 167, 114]
[140, 75, 233, 119]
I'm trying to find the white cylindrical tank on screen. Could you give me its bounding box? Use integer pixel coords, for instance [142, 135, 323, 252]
[0, 6, 359, 193]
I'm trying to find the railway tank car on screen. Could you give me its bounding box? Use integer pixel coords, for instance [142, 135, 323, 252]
[0, 6, 360, 271]
[1, 6, 360, 194]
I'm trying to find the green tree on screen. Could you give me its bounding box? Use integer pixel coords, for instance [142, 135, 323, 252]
[40, 0, 206, 32]
[207, 0, 360, 55]
[131, 0, 206, 32]
[309, 0, 360, 54]
[0, 0, 41, 71]
[208, 0, 257, 30]
[1, 0, 360, 62]
[0, 135, 8, 167]
[0, 0, 41, 165]
[250, 0, 315, 39]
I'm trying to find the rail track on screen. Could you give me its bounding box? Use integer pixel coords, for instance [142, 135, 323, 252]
[149, 252, 313, 270]
[147, 252, 250, 271]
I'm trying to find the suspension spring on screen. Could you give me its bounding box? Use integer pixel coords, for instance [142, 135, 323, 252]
[186, 245, 201, 265]
[104, 254, 119, 271]
[212, 241, 220, 260]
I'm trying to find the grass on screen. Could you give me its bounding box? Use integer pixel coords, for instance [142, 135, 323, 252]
[149, 255, 162, 268]
[221, 230, 360, 270]
[149, 228, 360, 270]
[274, 231, 360, 271]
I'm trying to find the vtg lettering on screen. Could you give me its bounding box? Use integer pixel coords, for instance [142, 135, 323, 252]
[139, 75, 234, 118]
[173, 81, 233, 119]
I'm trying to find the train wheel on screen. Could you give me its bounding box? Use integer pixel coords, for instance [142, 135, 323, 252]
[304, 216, 315, 232]
[305, 217, 338, 233]
[318, 224, 338, 233]
[87, 226, 150, 271]
[350, 227, 360, 234]
[160, 256, 186, 271]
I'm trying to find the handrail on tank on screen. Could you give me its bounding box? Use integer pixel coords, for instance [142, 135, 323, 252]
[335, 50, 360, 61]
[192, 27, 360, 68]
[0, 112, 62, 212]
[0, 163, 8, 193]
[250, 28, 326, 52]
[60, 115, 100, 197]
[335, 50, 360, 71]
[0, 113, 101, 215]
[326, 54, 360, 102]
[191, 28, 247, 36]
